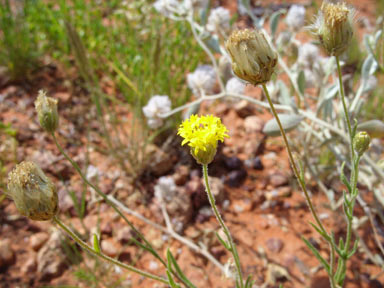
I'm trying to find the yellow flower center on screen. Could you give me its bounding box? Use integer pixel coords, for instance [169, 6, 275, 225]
[178, 114, 229, 154]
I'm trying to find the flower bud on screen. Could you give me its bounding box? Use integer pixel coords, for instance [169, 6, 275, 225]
[34, 90, 59, 133]
[353, 131, 371, 156]
[7, 161, 58, 221]
[225, 29, 278, 85]
[310, 2, 354, 56]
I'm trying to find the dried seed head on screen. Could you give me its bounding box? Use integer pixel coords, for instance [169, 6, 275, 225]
[309, 2, 355, 56]
[34, 90, 59, 133]
[7, 161, 58, 221]
[353, 131, 371, 156]
[225, 29, 278, 85]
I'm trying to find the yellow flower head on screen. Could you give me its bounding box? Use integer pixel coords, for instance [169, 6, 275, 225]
[178, 115, 229, 165]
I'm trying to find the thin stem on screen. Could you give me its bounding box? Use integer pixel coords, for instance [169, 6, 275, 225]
[261, 84, 336, 288]
[335, 56, 354, 158]
[261, 84, 327, 235]
[51, 132, 166, 267]
[107, 195, 226, 273]
[202, 164, 243, 287]
[53, 216, 169, 285]
[51, 132, 196, 287]
[335, 56, 361, 286]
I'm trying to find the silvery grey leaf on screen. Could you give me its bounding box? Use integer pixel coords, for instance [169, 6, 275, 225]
[361, 54, 378, 81]
[263, 114, 304, 137]
[358, 120, 384, 138]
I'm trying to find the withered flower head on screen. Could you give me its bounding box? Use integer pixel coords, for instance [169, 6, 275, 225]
[309, 2, 355, 56]
[7, 161, 58, 221]
[225, 29, 278, 85]
[34, 90, 59, 133]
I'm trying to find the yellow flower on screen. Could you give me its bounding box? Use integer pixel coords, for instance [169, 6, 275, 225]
[178, 115, 229, 165]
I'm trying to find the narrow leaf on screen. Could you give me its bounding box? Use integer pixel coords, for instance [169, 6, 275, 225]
[166, 270, 180, 288]
[302, 237, 330, 274]
[215, 231, 231, 251]
[338, 237, 345, 252]
[297, 70, 306, 95]
[93, 234, 100, 254]
[309, 222, 328, 240]
[361, 54, 378, 80]
[340, 163, 351, 193]
[347, 238, 359, 259]
[167, 249, 197, 288]
[245, 275, 255, 288]
[270, 10, 283, 37]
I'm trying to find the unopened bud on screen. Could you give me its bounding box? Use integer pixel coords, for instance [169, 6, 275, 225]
[353, 131, 371, 156]
[7, 161, 58, 221]
[310, 2, 355, 56]
[34, 90, 59, 133]
[225, 29, 278, 85]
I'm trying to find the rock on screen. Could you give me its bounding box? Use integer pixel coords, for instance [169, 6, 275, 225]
[225, 169, 247, 187]
[118, 251, 131, 263]
[37, 230, 67, 281]
[100, 222, 113, 236]
[165, 188, 193, 232]
[361, 273, 383, 288]
[263, 152, 277, 169]
[265, 187, 292, 201]
[234, 100, 254, 118]
[147, 145, 174, 176]
[244, 116, 264, 133]
[266, 238, 284, 253]
[224, 156, 243, 170]
[21, 253, 37, 274]
[187, 176, 226, 211]
[196, 206, 214, 223]
[236, 229, 253, 247]
[186, 177, 206, 209]
[173, 165, 190, 185]
[101, 239, 120, 257]
[208, 176, 226, 203]
[58, 191, 74, 214]
[54, 92, 71, 103]
[148, 261, 159, 271]
[30, 232, 49, 251]
[232, 199, 253, 213]
[265, 263, 289, 285]
[0, 239, 15, 268]
[269, 173, 289, 187]
[245, 156, 264, 170]
[308, 237, 320, 250]
[116, 227, 135, 244]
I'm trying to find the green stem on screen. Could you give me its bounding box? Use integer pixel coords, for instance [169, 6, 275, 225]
[51, 132, 166, 266]
[335, 56, 361, 286]
[51, 132, 194, 287]
[261, 84, 328, 236]
[53, 216, 169, 285]
[262, 84, 336, 288]
[202, 164, 243, 287]
[335, 56, 354, 158]
[337, 156, 361, 284]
